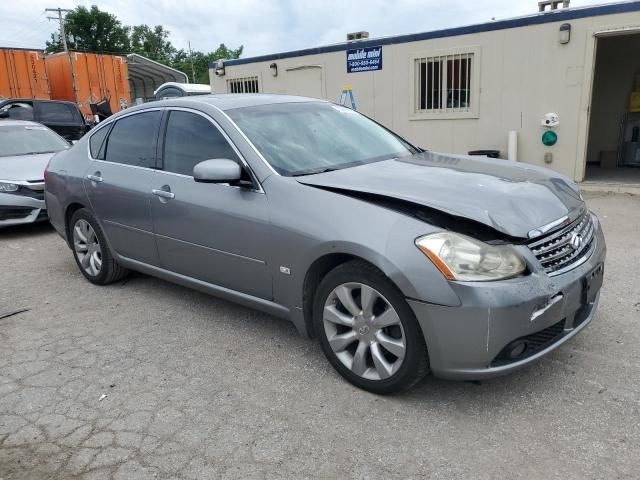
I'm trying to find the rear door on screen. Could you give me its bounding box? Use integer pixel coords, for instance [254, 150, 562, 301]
[150, 109, 272, 299]
[35, 101, 85, 141]
[84, 110, 162, 266]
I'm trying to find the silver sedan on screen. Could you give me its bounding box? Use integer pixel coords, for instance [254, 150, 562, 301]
[44, 95, 606, 393]
[0, 119, 70, 228]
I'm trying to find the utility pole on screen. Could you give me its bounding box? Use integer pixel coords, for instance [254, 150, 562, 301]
[45, 7, 72, 52]
[188, 41, 196, 83]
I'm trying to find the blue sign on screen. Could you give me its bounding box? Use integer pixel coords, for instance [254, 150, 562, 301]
[346, 46, 382, 73]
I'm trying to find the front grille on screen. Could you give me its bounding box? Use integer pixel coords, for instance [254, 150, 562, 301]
[491, 319, 566, 367]
[527, 211, 595, 275]
[0, 206, 34, 221]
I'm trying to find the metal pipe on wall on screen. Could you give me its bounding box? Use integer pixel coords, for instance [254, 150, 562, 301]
[508, 130, 518, 161]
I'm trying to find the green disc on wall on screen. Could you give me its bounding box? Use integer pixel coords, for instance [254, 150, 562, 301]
[542, 130, 558, 146]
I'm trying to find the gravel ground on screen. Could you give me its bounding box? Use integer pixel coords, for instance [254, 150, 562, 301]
[0, 191, 639, 480]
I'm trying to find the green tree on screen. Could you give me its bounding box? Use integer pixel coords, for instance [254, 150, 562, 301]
[130, 25, 175, 64]
[172, 43, 243, 84]
[45, 5, 130, 54]
[43, 6, 243, 85]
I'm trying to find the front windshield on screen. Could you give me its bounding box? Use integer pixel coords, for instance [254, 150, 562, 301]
[0, 124, 69, 157]
[227, 102, 418, 176]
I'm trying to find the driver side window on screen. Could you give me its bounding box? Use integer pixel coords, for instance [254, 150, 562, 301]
[163, 110, 239, 176]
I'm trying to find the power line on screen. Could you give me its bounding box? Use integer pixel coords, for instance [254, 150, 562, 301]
[45, 7, 72, 52]
[4, 17, 52, 46]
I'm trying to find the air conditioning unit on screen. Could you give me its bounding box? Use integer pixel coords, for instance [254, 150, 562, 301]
[347, 31, 370, 42]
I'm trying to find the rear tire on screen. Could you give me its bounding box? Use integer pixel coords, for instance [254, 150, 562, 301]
[313, 260, 429, 394]
[69, 208, 129, 285]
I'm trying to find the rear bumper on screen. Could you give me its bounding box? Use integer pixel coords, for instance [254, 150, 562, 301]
[0, 193, 47, 228]
[409, 216, 607, 380]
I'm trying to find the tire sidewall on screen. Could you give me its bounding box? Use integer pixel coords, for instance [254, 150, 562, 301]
[313, 262, 429, 394]
[69, 209, 112, 285]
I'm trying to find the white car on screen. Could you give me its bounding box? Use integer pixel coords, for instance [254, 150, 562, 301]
[0, 119, 70, 227]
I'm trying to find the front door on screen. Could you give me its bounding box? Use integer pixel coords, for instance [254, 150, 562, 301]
[84, 110, 162, 265]
[151, 109, 272, 299]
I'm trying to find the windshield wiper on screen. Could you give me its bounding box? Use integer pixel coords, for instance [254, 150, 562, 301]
[292, 167, 339, 177]
[15, 151, 59, 156]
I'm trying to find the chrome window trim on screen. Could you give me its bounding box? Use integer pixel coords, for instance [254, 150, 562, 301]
[153, 168, 264, 194]
[91, 158, 158, 173]
[85, 107, 166, 162]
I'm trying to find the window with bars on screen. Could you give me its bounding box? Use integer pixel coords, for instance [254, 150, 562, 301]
[415, 52, 475, 115]
[227, 76, 260, 94]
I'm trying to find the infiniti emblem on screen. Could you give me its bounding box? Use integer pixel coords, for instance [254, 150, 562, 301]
[570, 233, 583, 251]
[358, 325, 370, 335]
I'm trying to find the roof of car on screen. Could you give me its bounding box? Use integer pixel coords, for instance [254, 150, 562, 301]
[0, 98, 78, 105]
[0, 119, 43, 127]
[141, 94, 326, 112]
[200, 94, 324, 110]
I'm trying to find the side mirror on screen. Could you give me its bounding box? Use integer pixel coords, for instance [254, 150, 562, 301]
[193, 159, 242, 183]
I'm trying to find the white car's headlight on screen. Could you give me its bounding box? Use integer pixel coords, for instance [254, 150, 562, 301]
[415, 232, 526, 282]
[0, 182, 19, 193]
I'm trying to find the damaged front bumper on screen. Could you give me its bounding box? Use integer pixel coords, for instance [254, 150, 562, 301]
[408, 216, 607, 381]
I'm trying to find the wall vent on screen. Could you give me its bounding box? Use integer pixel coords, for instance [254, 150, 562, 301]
[538, 0, 570, 12]
[347, 31, 369, 42]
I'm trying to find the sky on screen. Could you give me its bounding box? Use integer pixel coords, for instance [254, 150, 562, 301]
[0, 0, 612, 58]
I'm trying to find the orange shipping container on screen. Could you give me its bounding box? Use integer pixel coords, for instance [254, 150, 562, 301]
[45, 52, 131, 118]
[0, 48, 50, 100]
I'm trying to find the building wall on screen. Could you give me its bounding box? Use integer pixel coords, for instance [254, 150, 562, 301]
[211, 9, 640, 181]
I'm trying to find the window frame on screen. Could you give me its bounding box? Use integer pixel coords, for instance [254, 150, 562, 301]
[409, 46, 481, 121]
[88, 122, 113, 160]
[157, 107, 263, 192]
[85, 108, 164, 170]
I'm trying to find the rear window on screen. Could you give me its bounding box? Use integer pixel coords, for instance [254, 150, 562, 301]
[104, 111, 162, 168]
[38, 102, 76, 123]
[89, 125, 111, 159]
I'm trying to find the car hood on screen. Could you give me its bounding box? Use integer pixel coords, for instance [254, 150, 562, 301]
[0, 152, 55, 182]
[295, 151, 585, 239]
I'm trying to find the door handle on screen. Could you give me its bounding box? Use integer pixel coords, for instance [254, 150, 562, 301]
[87, 173, 103, 183]
[152, 188, 175, 199]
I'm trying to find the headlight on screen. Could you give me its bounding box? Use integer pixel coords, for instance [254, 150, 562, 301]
[0, 182, 19, 192]
[415, 232, 526, 281]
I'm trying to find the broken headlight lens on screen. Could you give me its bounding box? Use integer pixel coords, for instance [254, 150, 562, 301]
[415, 232, 526, 281]
[0, 182, 19, 192]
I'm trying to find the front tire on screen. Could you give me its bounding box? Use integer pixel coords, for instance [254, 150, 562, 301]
[70, 208, 129, 285]
[313, 260, 429, 394]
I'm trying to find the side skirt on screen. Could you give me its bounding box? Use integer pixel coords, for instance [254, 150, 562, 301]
[116, 255, 292, 322]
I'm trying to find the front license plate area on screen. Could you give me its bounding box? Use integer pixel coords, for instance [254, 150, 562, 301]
[583, 263, 604, 305]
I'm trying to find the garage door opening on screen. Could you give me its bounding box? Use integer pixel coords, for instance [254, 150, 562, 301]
[585, 33, 640, 183]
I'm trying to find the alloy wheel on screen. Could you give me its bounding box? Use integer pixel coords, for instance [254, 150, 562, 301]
[323, 282, 406, 381]
[73, 219, 102, 276]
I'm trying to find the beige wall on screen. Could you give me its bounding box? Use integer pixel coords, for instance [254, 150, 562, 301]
[212, 10, 640, 181]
